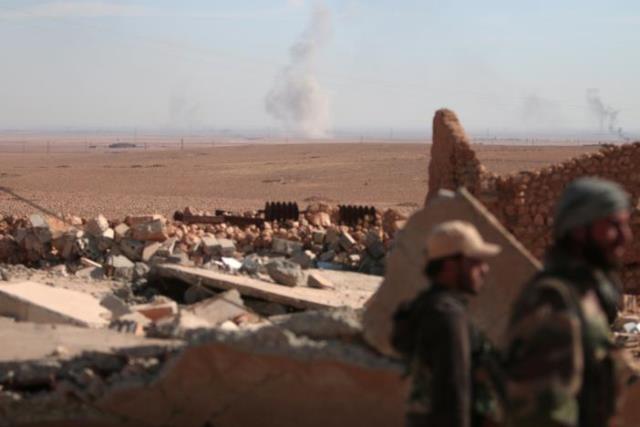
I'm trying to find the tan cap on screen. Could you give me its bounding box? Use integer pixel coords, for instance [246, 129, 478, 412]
[426, 221, 501, 261]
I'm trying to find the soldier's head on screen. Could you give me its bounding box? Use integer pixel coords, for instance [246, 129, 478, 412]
[554, 177, 633, 270]
[423, 221, 501, 295]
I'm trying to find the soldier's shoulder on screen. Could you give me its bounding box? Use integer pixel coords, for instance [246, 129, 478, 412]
[516, 272, 575, 312]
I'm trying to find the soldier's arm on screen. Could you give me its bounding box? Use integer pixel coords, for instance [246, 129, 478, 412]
[506, 284, 584, 427]
[423, 307, 471, 427]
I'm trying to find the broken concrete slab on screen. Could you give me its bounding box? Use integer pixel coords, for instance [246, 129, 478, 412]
[142, 241, 162, 262]
[0, 325, 406, 427]
[185, 289, 247, 326]
[363, 188, 541, 356]
[269, 308, 361, 340]
[0, 281, 111, 327]
[266, 259, 306, 287]
[0, 319, 177, 363]
[155, 264, 378, 310]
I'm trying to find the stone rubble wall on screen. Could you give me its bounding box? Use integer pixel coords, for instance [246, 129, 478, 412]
[428, 108, 640, 293]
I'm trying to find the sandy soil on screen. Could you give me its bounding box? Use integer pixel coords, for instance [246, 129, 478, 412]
[0, 142, 599, 219]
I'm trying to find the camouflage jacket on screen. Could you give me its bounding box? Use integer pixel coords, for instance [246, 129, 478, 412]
[505, 247, 629, 427]
[392, 284, 506, 427]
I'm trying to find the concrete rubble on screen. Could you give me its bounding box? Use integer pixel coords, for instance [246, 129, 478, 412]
[0, 111, 638, 426]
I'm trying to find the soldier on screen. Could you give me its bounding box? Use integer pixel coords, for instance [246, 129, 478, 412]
[392, 220, 506, 427]
[506, 177, 635, 427]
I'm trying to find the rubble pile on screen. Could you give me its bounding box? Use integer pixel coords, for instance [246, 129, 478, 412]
[0, 203, 407, 285]
[428, 109, 640, 293]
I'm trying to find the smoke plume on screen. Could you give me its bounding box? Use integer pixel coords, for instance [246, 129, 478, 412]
[586, 89, 628, 140]
[265, 3, 331, 138]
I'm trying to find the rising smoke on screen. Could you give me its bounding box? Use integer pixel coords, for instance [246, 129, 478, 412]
[586, 89, 628, 140]
[265, 3, 331, 138]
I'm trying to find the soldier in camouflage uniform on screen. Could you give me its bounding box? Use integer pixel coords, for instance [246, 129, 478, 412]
[506, 177, 636, 427]
[392, 221, 506, 427]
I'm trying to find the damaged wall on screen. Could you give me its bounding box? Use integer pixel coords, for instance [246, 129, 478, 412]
[363, 189, 540, 355]
[428, 109, 640, 293]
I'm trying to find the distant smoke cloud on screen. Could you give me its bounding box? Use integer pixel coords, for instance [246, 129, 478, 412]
[586, 89, 628, 140]
[265, 3, 331, 138]
[168, 95, 202, 130]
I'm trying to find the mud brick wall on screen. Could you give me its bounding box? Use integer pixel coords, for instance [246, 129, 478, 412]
[428, 108, 640, 294]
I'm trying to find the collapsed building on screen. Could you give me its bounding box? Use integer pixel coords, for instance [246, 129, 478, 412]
[0, 109, 638, 426]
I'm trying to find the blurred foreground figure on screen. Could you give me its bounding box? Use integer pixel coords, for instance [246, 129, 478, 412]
[506, 178, 635, 427]
[392, 221, 505, 427]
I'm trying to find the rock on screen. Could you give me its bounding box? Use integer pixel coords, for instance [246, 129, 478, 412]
[307, 271, 335, 290]
[130, 219, 168, 242]
[165, 251, 194, 266]
[318, 250, 336, 262]
[221, 257, 243, 272]
[271, 238, 303, 256]
[100, 294, 131, 318]
[201, 234, 220, 255]
[290, 250, 316, 269]
[85, 215, 110, 237]
[106, 254, 135, 280]
[156, 237, 177, 257]
[312, 230, 326, 245]
[113, 223, 130, 240]
[365, 232, 386, 260]
[119, 239, 145, 262]
[217, 239, 236, 257]
[339, 231, 356, 250]
[325, 229, 340, 245]
[29, 214, 47, 229]
[241, 254, 263, 275]
[142, 242, 162, 262]
[184, 285, 211, 305]
[266, 259, 305, 287]
[133, 262, 151, 281]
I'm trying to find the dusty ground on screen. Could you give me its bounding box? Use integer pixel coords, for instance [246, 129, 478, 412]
[0, 142, 599, 219]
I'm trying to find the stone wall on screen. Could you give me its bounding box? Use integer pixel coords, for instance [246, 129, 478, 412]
[427, 109, 640, 293]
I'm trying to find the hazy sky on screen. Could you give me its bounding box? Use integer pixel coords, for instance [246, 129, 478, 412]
[0, 0, 639, 136]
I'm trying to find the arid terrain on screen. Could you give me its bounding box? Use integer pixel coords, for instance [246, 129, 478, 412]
[0, 141, 600, 218]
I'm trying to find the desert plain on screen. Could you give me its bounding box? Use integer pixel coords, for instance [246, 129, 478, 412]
[0, 140, 601, 218]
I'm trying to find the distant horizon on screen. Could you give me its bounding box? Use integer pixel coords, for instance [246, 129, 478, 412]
[0, 125, 638, 142]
